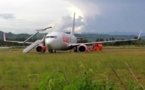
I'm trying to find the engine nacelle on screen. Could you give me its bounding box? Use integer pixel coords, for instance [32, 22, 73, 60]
[36, 44, 46, 53]
[77, 44, 89, 52]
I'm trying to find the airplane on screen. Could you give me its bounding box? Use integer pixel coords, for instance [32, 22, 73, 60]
[3, 13, 141, 53]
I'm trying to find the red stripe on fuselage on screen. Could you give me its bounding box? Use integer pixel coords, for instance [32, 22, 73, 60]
[62, 34, 70, 44]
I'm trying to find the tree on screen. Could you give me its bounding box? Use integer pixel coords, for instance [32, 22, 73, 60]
[77, 38, 88, 43]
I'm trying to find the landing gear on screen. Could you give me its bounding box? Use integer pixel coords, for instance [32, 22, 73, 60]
[49, 49, 53, 53]
[73, 47, 78, 52]
[48, 49, 56, 53]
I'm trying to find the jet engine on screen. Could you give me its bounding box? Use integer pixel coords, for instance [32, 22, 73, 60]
[77, 44, 89, 52]
[36, 43, 46, 53]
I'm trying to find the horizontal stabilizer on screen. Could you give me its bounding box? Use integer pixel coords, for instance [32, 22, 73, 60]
[23, 40, 43, 53]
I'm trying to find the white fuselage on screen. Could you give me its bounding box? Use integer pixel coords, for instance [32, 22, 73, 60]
[45, 32, 77, 50]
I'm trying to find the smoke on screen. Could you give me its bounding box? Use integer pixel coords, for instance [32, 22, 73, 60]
[50, 0, 101, 33]
[49, 14, 85, 33]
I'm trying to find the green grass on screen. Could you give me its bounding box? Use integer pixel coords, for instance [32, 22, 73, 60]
[0, 47, 145, 90]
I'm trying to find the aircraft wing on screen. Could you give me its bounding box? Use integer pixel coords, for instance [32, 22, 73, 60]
[4, 39, 33, 44]
[4, 40, 32, 44]
[3, 32, 34, 44]
[69, 38, 138, 46]
[3, 27, 52, 44]
[69, 31, 141, 46]
[80, 38, 138, 45]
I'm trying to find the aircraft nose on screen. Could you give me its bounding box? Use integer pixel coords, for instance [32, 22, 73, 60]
[45, 39, 54, 49]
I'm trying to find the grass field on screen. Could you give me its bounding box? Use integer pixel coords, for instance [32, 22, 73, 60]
[0, 46, 145, 90]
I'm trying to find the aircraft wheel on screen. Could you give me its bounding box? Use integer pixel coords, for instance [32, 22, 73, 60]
[49, 49, 53, 53]
[73, 47, 78, 52]
[53, 50, 56, 53]
[49, 49, 56, 53]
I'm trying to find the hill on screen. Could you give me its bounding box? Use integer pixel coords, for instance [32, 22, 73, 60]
[0, 31, 30, 40]
[0, 31, 144, 41]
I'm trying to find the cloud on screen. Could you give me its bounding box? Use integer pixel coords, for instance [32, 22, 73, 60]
[49, 0, 101, 33]
[0, 13, 15, 20]
[0, 0, 69, 33]
[57, 0, 145, 33]
[49, 14, 85, 33]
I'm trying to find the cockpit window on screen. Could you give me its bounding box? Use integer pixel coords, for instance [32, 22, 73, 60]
[46, 36, 57, 38]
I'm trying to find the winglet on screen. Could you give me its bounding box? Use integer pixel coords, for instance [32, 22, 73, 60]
[137, 30, 141, 40]
[3, 32, 6, 41]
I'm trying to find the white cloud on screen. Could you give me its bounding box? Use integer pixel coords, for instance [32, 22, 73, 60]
[0, 0, 69, 33]
[49, 14, 84, 33]
[0, 13, 15, 19]
[49, 0, 101, 33]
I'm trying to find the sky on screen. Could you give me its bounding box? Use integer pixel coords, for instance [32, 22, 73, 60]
[0, 0, 145, 34]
